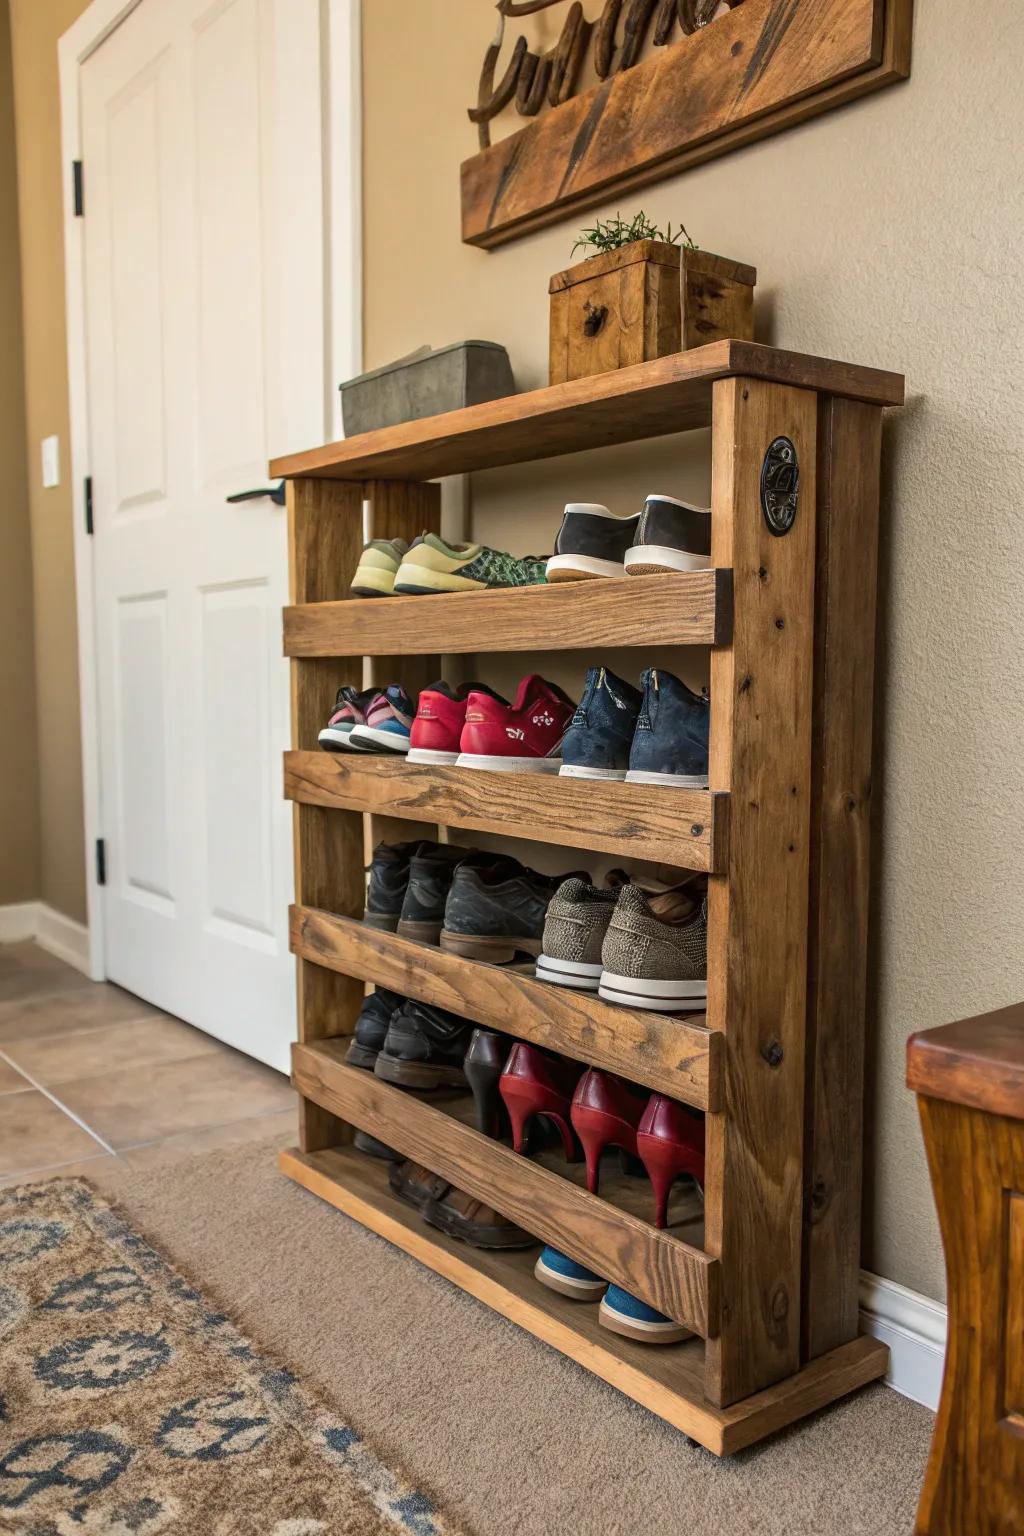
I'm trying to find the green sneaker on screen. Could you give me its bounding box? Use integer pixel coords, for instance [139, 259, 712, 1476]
[351, 536, 411, 597]
[393, 533, 547, 595]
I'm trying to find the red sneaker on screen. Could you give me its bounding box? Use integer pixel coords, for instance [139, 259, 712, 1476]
[456, 674, 574, 774]
[408, 682, 472, 765]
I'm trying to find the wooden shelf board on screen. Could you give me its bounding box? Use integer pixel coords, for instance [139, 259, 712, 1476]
[270, 343, 904, 483]
[291, 906, 721, 1111]
[280, 1144, 890, 1455]
[284, 570, 728, 656]
[285, 751, 725, 873]
[292, 1040, 716, 1334]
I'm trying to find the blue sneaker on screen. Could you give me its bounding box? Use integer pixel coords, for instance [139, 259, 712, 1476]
[348, 685, 415, 754]
[599, 1285, 691, 1344]
[559, 667, 643, 782]
[625, 669, 709, 788]
[534, 1246, 607, 1300]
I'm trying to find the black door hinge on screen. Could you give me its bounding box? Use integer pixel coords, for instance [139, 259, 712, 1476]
[95, 838, 106, 886]
[84, 476, 94, 535]
[73, 160, 84, 217]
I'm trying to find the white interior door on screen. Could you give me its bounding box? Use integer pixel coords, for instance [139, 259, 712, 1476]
[81, 0, 332, 1070]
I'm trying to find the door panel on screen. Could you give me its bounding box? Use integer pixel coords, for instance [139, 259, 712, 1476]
[83, 0, 328, 1070]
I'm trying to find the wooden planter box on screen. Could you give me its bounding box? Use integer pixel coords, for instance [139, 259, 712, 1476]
[549, 240, 756, 385]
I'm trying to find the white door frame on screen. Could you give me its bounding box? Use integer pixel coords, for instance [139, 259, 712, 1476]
[59, 0, 362, 981]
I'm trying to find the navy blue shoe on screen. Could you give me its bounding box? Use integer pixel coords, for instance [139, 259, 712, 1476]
[599, 1285, 691, 1343]
[559, 667, 643, 782]
[626, 669, 709, 788]
[534, 1246, 607, 1300]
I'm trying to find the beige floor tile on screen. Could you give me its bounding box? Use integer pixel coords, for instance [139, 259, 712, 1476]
[4, 1015, 225, 1087]
[120, 1108, 296, 1168]
[0, 1061, 31, 1096]
[0, 983, 164, 1044]
[0, 966, 93, 1005]
[0, 1091, 107, 1176]
[54, 1051, 295, 1151]
[0, 1152, 117, 1191]
[0, 941, 75, 975]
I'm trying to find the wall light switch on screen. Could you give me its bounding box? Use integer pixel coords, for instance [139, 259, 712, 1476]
[41, 435, 60, 489]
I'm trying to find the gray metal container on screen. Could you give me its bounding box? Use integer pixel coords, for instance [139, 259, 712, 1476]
[340, 341, 515, 435]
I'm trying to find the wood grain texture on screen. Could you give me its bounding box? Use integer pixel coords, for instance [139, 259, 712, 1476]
[270, 343, 904, 483]
[287, 478, 367, 1152]
[284, 569, 728, 658]
[460, 0, 911, 248]
[291, 1041, 717, 1336]
[680, 249, 755, 351]
[913, 1095, 1024, 1535]
[284, 750, 725, 871]
[281, 1145, 889, 1455]
[703, 377, 818, 1407]
[907, 1005, 1024, 1121]
[801, 397, 883, 1362]
[290, 905, 721, 1110]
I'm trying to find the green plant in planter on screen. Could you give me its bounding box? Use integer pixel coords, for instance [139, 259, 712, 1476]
[571, 211, 697, 260]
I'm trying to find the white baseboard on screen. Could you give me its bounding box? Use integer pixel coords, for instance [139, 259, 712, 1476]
[0, 902, 41, 943]
[860, 1271, 946, 1411]
[0, 900, 92, 977]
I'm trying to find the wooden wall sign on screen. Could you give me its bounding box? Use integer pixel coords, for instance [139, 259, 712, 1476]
[461, 0, 912, 249]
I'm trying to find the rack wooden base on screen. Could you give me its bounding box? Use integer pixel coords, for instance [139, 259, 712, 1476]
[280, 1145, 888, 1456]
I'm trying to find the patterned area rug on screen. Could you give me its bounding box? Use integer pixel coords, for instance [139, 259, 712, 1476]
[0, 1178, 462, 1535]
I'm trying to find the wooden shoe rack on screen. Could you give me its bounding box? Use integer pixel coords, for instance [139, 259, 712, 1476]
[273, 340, 904, 1456]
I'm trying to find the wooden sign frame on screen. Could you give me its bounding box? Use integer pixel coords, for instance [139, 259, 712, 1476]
[461, 0, 912, 249]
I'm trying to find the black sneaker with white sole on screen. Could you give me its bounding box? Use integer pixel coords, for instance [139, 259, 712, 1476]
[546, 503, 641, 583]
[624, 495, 711, 576]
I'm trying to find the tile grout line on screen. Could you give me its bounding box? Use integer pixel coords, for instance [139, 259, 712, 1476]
[0, 1048, 117, 1157]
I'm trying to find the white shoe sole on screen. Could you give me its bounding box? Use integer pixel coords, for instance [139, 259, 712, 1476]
[546, 553, 625, 582]
[318, 727, 369, 752]
[598, 1297, 691, 1343]
[558, 764, 626, 781]
[535, 955, 603, 990]
[347, 725, 410, 753]
[406, 748, 459, 765]
[624, 769, 709, 788]
[598, 972, 707, 1009]
[624, 545, 712, 576]
[456, 754, 560, 774]
[535, 1254, 607, 1300]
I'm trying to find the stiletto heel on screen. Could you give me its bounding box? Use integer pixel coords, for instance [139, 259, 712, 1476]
[570, 1069, 647, 1198]
[637, 1093, 705, 1229]
[464, 1028, 511, 1138]
[499, 1043, 584, 1161]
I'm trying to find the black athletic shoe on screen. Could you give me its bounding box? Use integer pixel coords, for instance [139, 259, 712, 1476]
[396, 844, 468, 945]
[345, 988, 406, 1070]
[624, 494, 711, 576]
[374, 999, 473, 1089]
[439, 853, 589, 965]
[546, 502, 641, 583]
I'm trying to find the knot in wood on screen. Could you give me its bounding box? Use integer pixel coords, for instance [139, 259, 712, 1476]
[761, 1039, 784, 1068]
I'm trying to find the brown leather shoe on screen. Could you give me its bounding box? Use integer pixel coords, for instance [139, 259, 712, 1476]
[388, 1160, 536, 1251]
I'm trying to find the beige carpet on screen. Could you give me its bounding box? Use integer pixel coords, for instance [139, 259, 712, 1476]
[85, 1136, 933, 1536]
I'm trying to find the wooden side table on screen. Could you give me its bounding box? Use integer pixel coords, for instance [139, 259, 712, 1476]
[908, 1004, 1024, 1535]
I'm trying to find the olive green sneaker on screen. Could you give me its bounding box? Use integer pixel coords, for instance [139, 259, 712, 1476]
[599, 884, 707, 1010]
[351, 536, 412, 597]
[393, 533, 547, 595]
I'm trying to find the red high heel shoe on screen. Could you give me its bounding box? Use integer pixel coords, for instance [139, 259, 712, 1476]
[637, 1094, 706, 1229]
[498, 1043, 583, 1161]
[570, 1069, 648, 1196]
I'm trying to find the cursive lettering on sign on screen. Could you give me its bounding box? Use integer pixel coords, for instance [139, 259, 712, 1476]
[470, 0, 741, 148]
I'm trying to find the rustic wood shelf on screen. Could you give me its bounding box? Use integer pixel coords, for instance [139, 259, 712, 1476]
[279, 346, 902, 1453]
[280, 1144, 890, 1457]
[284, 570, 729, 657]
[290, 906, 720, 1110]
[270, 342, 904, 482]
[293, 1039, 715, 1333]
[285, 750, 724, 871]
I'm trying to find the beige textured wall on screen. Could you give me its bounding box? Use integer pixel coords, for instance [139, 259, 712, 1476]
[363, 0, 1024, 1303]
[8, 0, 91, 925]
[0, 0, 39, 905]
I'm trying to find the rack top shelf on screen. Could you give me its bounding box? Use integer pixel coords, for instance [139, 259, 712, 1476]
[270, 341, 905, 484]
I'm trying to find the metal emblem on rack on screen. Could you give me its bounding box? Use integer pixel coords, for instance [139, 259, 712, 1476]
[760, 437, 799, 535]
